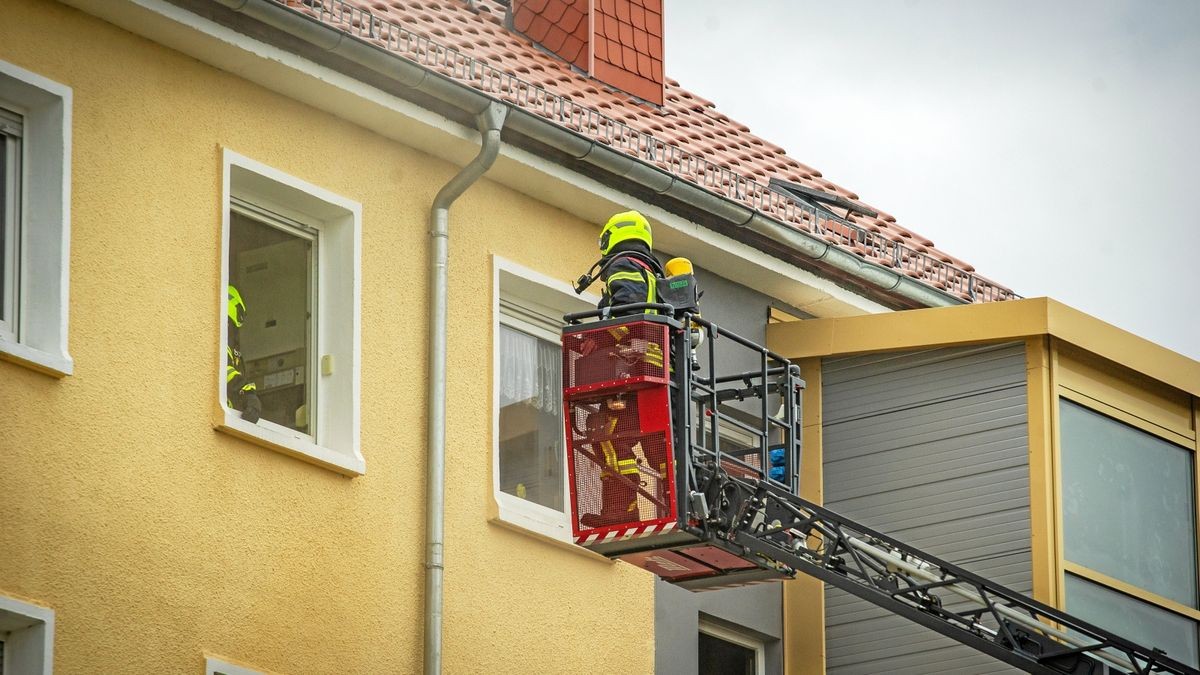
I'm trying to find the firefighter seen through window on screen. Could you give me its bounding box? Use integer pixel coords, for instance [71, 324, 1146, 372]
[228, 207, 314, 435]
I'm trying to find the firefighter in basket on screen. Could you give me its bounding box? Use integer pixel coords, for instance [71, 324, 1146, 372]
[570, 211, 706, 528]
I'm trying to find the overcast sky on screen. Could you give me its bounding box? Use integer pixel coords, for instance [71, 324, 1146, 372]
[665, 1, 1200, 361]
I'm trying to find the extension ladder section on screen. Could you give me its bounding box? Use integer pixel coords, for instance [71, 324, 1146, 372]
[562, 307, 1199, 675]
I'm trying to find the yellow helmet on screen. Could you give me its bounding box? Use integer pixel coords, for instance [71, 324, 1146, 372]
[227, 285, 246, 328]
[664, 257, 693, 276]
[599, 210, 652, 255]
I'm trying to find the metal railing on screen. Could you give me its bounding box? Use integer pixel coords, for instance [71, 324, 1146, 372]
[278, 0, 1022, 304]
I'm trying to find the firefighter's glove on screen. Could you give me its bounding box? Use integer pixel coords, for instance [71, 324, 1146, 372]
[242, 391, 263, 424]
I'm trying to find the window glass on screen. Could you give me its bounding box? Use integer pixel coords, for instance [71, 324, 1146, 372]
[0, 108, 20, 339]
[1065, 572, 1199, 668]
[698, 632, 757, 675]
[1060, 399, 1197, 606]
[498, 322, 564, 510]
[228, 208, 315, 434]
[1, 132, 9, 327]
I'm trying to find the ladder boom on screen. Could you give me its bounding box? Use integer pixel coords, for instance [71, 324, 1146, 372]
[709, 476, 1194, 675]
[562, 308, 1198, 675]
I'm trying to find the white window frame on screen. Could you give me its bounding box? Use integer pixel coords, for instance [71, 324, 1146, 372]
[698, 619, 766, 675]
[205, 655, 265, 675]
[0, 60, 72, 377]
[220, 150, 363, 476]
[492, 256, 596, 541]
[0, 594, 54, 675]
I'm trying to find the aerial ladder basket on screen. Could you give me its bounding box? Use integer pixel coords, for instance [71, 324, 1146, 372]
[562, 303, 803, 591]
[562, 303, 1198, 675]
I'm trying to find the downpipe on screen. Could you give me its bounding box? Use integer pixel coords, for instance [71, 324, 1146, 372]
[425, 101, 507, 675]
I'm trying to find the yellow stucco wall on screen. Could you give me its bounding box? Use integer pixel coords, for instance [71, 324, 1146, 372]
[0, 1, 654, 672]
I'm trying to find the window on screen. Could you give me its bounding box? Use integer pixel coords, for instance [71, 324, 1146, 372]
[498, 316, 564, 511]
[1059, 397, 1199, 666]
[205, 656, 265, 675]
[493, 257, 595, 539]
[229, 204, 316, 435]
[0, 594, 54, 675]
[0, 60, 72, 376]
[221, 151, 362, 475]
[698, 621, 764, 675]
[1065, 573, 1198, 668]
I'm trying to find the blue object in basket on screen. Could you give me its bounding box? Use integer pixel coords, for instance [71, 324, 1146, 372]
[769, 446, 787, 481]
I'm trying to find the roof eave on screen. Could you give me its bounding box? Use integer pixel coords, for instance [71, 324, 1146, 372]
[162, 0, 965, 309]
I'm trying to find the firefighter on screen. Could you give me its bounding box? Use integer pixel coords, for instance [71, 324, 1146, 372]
[227, 285, 262, 423]
[576, 212, 671, 527]
[581, 398, 643, 527]
[596, 210, 666, 315]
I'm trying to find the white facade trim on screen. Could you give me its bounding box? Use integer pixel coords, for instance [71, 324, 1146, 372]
[0, 594, 55, 675]
[0, 59, 73, 377]
[205, 655, 266, 675]
[219, 149, 364, 476]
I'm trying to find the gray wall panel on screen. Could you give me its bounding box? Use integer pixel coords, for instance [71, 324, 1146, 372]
[821, 343, 1030, 674]
[653, 267, 800, 674]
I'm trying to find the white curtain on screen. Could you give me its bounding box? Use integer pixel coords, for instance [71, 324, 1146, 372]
[499, 324, 561, 415]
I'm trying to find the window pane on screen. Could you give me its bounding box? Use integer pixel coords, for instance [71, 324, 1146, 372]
[229, 211, 313, 434]
[1, 133, 7, 324]
[1, 132, 13, 330]
[699, 632, 757, 675]
[1060, 400, 1197, 606]
[1065, 572, 1199, 668]
[498, 323, 564, 511]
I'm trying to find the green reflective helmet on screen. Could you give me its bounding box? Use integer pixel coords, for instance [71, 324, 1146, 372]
[227, 285, 246, 328]
[598, 210, 652, 255]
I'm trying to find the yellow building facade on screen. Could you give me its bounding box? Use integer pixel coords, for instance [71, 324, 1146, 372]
[7, 1, 1196, 673]
[0, 0, 659, 671]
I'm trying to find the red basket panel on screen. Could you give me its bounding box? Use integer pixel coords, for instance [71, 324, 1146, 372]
[567, 385, 675, 539]
[562, 321, 670, 394]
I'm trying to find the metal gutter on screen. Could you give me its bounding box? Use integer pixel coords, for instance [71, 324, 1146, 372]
[209, 0, 959, 309]
[505, 108, 940, 305]
[424, 101, 506, 675]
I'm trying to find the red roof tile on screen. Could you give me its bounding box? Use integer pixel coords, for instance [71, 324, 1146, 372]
[630, 4, 646, 30]
[513, 0, 589, 71]
[602, 13, 619, 39]
[286, 0, 1016, 303]
[590, 0, 664, 104]
[541, 0, 568, 23]
[633, 27, 648, 54]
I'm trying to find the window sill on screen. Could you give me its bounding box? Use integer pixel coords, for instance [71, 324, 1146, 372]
[0, 340, 73, 377]
[488, 498, 612, 564]
[218, 410, 365, 476]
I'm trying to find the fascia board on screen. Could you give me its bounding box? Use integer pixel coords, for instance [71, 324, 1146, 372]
[768, 297, 1200, 397]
